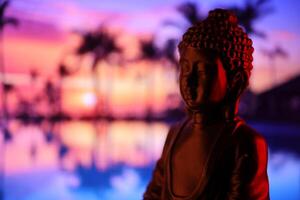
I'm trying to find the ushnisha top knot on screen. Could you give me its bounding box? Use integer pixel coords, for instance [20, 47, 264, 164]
[178, 8, 254, 79]
[207, 8, 238, 25]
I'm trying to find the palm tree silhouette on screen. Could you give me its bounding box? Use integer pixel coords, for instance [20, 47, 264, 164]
[137, 36, 180, 118]
[137, 36, 161, 118]
[74, 27, 122, 117]
[228, 0, 273, 38]
[0, 0, 18, 141]
[163, 2, 205, 29]
[140, 39, 160, 60]
[176, 2, 205, 25]
[0, 0, 18, 121]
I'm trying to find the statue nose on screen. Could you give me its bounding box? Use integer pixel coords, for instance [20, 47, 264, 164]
[187, 65, 199, 88]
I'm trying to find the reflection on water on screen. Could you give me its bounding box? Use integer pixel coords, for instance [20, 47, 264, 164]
[1, 120, 300, 200]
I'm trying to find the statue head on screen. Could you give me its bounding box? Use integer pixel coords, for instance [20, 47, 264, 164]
[178, 8, 254, 120]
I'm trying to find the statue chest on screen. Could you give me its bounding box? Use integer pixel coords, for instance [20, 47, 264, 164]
[169, 124, 220, 197]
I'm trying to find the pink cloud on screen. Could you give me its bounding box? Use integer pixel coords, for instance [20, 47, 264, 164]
[271, 30, 298, 41]
[6, 18, 66, 42]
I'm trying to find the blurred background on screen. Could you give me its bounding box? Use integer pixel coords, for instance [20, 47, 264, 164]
[0, 0, 299, 199]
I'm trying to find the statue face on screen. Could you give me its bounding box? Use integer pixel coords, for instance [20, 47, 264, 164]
[179, 46, 228, 111]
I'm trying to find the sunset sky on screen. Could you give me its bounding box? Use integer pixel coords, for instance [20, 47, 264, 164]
[2, 0, 300, 115]
[2, 2, 300, 199]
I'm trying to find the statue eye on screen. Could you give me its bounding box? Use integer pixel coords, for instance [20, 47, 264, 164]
[197, 69, 206, 74]
[200, 62, 217, 74]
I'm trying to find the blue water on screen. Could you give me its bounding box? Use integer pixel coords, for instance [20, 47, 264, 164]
[1, 120, 300, 200]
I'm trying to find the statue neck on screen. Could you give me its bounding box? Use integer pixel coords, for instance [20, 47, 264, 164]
[191, 110, 224, 126]
[190, 99, 240, 126]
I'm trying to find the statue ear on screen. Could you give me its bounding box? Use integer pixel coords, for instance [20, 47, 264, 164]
[226, 70, 247, 103]
[224, 71, 247, 121]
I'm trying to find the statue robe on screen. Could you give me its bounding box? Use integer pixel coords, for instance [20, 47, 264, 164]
[143, 117, 270, 200]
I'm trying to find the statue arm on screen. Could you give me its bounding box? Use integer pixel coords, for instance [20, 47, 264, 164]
[143, 156, 165, 200]
[227, 134, 270, 200]
[143, 125, 175, 200]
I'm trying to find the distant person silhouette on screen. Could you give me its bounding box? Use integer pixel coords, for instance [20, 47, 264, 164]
[143, 9, 270, 200]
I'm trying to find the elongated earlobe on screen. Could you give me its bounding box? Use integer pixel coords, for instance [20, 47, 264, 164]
[224, 100, 240, 122]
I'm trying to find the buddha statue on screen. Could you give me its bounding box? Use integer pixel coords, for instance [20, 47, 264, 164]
[143, 9, 270, 200]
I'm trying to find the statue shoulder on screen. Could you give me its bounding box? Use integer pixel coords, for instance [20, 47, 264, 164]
[234, 122, 266, 142]
[233, 122, 268, 158]
[226, 122, 270, 199]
